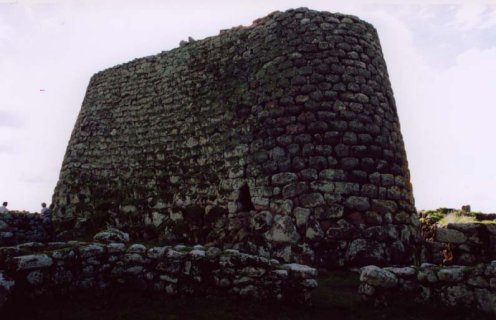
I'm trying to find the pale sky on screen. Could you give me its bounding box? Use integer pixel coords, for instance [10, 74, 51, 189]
[1, 0, 495, 213]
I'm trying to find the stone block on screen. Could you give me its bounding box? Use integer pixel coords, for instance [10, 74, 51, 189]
[436, 228, 467, 244]
[14, 254, 53, 271]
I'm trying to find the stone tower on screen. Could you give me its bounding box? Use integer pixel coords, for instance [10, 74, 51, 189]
[53, 8, 421, 267]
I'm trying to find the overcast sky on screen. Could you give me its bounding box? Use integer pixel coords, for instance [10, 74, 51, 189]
[1, 0, 495, 213]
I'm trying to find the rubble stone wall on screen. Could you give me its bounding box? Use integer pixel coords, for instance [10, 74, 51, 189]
[421, 221, 496, 265]
[0, 212, 51, 246]
[0, 240, 317, 310]
[359, 263, 496, 315]
[52, 8, 420, 267]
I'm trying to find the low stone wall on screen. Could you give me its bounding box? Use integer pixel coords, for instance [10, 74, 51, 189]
[0, 239, 317, 310]
[358, 262, 496, 315]
[0, 212, 51, 246]
[421, 222, 496, 265]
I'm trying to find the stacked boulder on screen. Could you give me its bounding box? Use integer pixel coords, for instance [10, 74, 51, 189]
[422, 223, 496, 265]
[0, 229, 317, 310]
[0, 211, 51, 246]
[359, 263, 496, 315]
[52, 7, 420, 268]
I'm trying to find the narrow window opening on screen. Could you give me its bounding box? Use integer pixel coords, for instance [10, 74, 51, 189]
[237, 183, 255, 211]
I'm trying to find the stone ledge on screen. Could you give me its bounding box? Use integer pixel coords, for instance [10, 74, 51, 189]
[358, 262, 496, 315]
[0, 240, 317, 310]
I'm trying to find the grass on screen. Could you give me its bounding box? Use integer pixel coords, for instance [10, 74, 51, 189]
[437, 212, 496, 226]
[424, 209, 496, 226]
[2, 271, 493, 320]
[424, 210, 446, 222]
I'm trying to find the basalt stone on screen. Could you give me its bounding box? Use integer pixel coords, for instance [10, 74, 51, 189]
[326, 219, 359, 240]
[371, 199, 398, 214]
[299, 193, 325, 208]
[94, 228, 130, 244]
[305, 220, 324, 241]
[299, 168, 318, 181]
[319, 169, 346, 181]
[294, 207, 311, 228]
[268, 215, 300, 244]
[344, 196, 370, 211]
[345, 239, 386, 266]
[341, 157, 360, 170]
[282, 182, 309, 198]
[436, 228, 467, 244]
[52, 8, 419, 268]
[315, 204, 344, 220]
[360, 265, 398, 288]
[272, 172, 298, 186]
[0, 272, 14, 309]
[310, 181, 334, 193]
[14, 254, 53, 271]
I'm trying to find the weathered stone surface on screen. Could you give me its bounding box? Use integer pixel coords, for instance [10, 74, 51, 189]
[271, 172, 298, 186]
[436, 285, 471, 307]
[0, 240, 318, 307]
[344, 197, 370, 211]
[293, 207, 310, 228]
[282, 182, 308, 198]
[94, 228, 130, 244]
[267, 215, 300, 244]
[79, 244, 105, 258]
[345, 239, 385, 266]
[371, 200, 397, 214]
[475, 288, 496, 314]
[359, 262, 496, 315]
[128, 244, 147, 254]
[384, 267, 416, 278]
[147, 246, 167, 259]
[447, 223, 481, 233]
[281, 263, 318, 278]
[485, 225, 496, 235]
[420, 212, 496, 265]
[305, 220, 324, 240]
[0, 211, 51, 246]
[14, 254, 53, 270]
[250, 211, 273, 232]
[107, 242, 126, 254]
[360, 265, 398, 288]
[50, 8, 419, 268]
[316, 204, 344, 220]
[326, 219, 359, 240]
[437, 267, 466, 282]
[436, 228, 467, 244]
[299, 193, 325, 208]
[0, 272, 14, 309]
[27, 270, 44, 286]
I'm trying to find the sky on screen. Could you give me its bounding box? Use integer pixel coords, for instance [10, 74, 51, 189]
[0, 0, 495, 213]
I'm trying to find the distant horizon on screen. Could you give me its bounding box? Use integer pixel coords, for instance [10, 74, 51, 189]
[1, 0, 495, 212]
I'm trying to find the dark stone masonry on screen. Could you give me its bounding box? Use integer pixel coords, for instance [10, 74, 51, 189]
[359, 262, 496, 315]
[52, 8, 421, 268]
[422, 221, 496, 266]
[0, 230, 317, 309]
[0, 212, 51, 246]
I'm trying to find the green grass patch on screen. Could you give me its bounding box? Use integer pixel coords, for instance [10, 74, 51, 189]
[437, 212, 496, 225]
[425, 209, 446, 222]
[424, 209, 496, 225]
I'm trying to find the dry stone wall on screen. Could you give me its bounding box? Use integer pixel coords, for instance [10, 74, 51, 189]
[358, 263, 496, 315]
[0, 212, 51, 246]
[0, 233, 317, 310]
[420, 219, 496, 265]
[53, 8, 420, 268]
